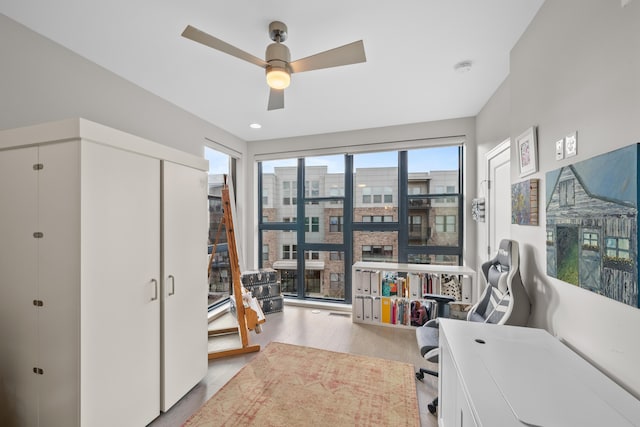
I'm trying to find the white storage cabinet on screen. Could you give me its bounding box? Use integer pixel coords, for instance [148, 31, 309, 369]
[0, 119, 209, 426]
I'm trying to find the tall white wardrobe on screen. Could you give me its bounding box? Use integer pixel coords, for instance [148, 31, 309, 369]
[0, 119, 209, 426]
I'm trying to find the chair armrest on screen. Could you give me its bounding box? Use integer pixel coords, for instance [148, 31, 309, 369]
[423, 293, 456, 303]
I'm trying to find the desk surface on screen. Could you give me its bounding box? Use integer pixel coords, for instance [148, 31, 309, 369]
[439, 319, 640, 426]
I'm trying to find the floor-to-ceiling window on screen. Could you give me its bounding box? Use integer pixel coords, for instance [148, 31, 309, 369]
[206, 146, 236, 310]
[405, 146, 462, 265]
[258, 145, 462, 303]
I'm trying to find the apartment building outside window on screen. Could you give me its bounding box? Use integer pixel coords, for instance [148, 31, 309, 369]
[282, 181, 297, 205]
[305, 217, 320, 232]
[435, 215, 456, 232]
[258, 145, 462, 303]
[329, 216, 343, 232]
[362, 245, 393, 261]
[283, 244, 297, 259]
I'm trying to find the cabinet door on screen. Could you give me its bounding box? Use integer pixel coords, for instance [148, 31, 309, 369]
[0, 147, 39, 426]
[38, 142, 81, 426]
[80, 142, 161, 426]
[161, 160, 208, 411]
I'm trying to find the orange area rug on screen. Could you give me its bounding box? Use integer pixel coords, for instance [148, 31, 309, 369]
[183, 341, 420, 426]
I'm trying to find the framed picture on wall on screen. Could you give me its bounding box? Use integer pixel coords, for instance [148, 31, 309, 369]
[517, 126, 538, 177]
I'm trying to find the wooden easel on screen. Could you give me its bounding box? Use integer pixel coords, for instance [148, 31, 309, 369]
[207, 177, 265, 359]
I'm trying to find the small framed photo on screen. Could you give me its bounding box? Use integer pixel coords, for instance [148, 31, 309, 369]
[565, 131, 577, 158]
[555, 138, 564, 160]
[517, 126, 538, 177]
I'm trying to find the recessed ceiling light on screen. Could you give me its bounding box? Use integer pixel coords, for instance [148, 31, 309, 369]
[454, 60, 473, 73]
[249, 123, 262, 129]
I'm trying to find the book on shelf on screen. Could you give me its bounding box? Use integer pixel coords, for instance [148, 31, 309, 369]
[372, 297, 381, 321]
[408, 273, 421, 299]
[354, 269, 382, 296]
[381, 297, 391, 323]
[363, 296, 373, 321]
[370, 270, 380, 296]
[354, 295, 364, 321]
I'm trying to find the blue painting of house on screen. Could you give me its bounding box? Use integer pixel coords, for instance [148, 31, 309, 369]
[546, 144, 639, 307]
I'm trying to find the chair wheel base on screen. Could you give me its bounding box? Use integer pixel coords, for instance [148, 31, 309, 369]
[427, 397, 438, 414]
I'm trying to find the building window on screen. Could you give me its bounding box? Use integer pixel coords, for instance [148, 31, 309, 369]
[262, 245, 269, 261]
[280, 270, 296, 294]
[409, 215, 422, 232]
[305, 217, 320, 232]
[605, 237, 630, 259]
[329, 187, 344, 204]
[436, 215, 456, 232]
[283, 244, 297, 260]
[362, 187, 371, 204]
[582, 232, 598, 250]
[330, 273, 344, 287]
[305, 180, 320, 198]
[547, 230, 554, 245]
[362, 187, 393, 204]
[330, 216, 343, 232]
[362, 215, 393, 222]
[305, 251, 320, 260]
[282, 181, 297, 205]
[362, 245, 393, 261]
[559, 179, 575, 207]
[329, 251, 344, 260]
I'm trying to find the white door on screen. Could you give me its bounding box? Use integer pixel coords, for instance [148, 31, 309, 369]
[487, 139, 511, 257]
[161, 160, 208, 411]
[80, 142, 161, 426]
[0, 147, 39, 427]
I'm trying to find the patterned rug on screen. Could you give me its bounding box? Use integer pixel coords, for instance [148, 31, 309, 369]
[183, 342, 420, 427]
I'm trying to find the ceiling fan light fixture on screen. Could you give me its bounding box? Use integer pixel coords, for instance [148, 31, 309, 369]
[266, 66, 290, 89]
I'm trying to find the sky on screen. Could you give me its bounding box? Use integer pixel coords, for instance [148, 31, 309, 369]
[205, 147, 230, 174]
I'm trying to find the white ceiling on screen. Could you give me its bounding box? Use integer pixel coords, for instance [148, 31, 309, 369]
[1, 0, 544, 142]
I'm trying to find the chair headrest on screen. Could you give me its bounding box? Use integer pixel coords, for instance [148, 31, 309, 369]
[496, 239, 514, 270]
[484, 240, 518, 293]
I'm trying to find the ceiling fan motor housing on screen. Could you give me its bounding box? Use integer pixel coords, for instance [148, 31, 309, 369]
[265, 42, 291, 75]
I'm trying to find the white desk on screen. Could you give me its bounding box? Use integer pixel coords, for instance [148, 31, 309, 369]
[438, 319, 640, 426]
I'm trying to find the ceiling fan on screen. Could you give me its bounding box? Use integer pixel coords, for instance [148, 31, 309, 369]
[181, 21, 366, 110]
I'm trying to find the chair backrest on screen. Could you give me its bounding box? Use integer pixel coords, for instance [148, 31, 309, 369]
[467, 239, 530, 326]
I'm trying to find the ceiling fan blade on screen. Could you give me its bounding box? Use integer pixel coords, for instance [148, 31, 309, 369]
[289, 40, 366, 73]
[267, 88, 284, 111]
[181, 25, 268, 68]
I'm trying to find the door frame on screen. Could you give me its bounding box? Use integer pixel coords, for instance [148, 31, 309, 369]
[485, 139, 511, 257]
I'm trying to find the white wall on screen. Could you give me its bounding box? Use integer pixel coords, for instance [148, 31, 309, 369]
[0, 13, 245, 158]
[476, 0, 640, 398]
[245, 117, 478, 275]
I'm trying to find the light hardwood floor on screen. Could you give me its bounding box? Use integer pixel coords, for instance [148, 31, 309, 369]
[148, 305, 439, 427]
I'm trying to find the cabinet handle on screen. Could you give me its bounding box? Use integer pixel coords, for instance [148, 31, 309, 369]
[168, 275, 175, 296]
[151, 279, 158, 301]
